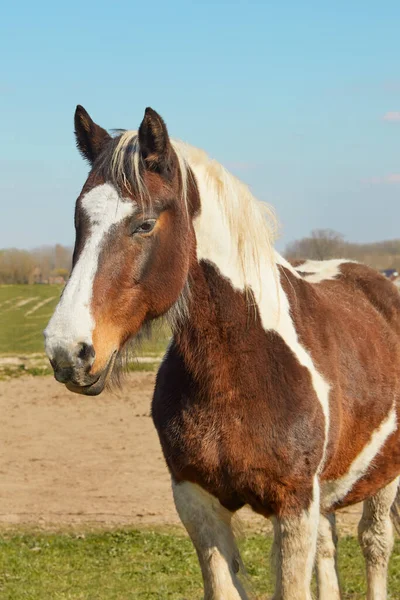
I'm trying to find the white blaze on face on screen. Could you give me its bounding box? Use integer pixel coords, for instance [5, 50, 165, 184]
[44, 183, 134, 363]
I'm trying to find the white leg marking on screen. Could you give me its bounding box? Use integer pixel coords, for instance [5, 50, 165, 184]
[271, 477, 320, 600]
[44, 184, 134, 360]
[316, 513, 341, 600]
[358, 477, 399, 600]
[322, 405, 397, 509]
[172, 481, 249, 600]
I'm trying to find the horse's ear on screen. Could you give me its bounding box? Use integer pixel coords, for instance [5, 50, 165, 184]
[74, 105, 111, 164]
[138, 107, 174, 178]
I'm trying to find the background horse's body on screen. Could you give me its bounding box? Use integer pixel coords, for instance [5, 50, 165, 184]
[45, 106, 400, 599]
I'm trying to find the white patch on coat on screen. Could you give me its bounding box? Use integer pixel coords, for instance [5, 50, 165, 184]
[296, 259, 352, 283]
[321, 404, 397, 509]
[274, 251, 302, 278]
[44, 184, 134, 362]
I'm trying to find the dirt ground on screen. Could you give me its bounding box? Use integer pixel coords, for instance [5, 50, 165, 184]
[0, 373, 362, 534]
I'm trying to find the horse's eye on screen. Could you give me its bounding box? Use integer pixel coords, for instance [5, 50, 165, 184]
[133, 219, 157, 235]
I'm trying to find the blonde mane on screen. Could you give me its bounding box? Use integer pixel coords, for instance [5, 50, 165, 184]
[108, 130, 278, 290]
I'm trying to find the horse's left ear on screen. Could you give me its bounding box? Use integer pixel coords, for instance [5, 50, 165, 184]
[138, 107, 174, 178]
[74, 105, 112, 164]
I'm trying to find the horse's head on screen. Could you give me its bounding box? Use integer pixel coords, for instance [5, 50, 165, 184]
[44, 106, 198, 395]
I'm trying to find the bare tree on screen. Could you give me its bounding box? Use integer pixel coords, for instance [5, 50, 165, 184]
[286, 229, 345, 261]
[308, 229, 345, 260]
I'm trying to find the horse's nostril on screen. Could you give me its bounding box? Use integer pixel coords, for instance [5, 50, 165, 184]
[54, 366, 74, 384]
[78, 342, 95, 363]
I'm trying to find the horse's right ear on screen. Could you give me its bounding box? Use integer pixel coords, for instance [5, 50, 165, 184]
[74, 105, 111, 164]
[138, 107, 174, 179]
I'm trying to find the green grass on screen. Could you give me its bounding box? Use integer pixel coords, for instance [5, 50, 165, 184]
[0, 530, 399, 599]
[0, 284, 63, 354]
[0, 285, 169, 375]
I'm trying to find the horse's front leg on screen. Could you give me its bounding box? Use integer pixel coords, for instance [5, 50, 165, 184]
[172, 480, 249, 600]
[271, 479, 320, 600]
[358, 477, 399, 600]
[315, 512, 341, 599]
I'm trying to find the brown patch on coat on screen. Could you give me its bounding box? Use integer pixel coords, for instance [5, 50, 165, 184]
[280, 262, 400, 508]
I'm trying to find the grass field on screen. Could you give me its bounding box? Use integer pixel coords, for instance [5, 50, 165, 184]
[0, 529, 399, 599]
[0, 284, 63, 354]
[0, 285, 169, 377]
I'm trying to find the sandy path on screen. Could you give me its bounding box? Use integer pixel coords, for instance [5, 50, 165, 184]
[0, 374, 361, 533]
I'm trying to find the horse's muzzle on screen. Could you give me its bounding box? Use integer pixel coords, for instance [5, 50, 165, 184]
[48, 342, 116, 396]
[65, 352, 117, 396]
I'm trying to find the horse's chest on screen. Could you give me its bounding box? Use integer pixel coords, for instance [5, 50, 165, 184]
[156, 398, 249, 481]
[152, 338, 326, 512]
[152, 385, 324, 513]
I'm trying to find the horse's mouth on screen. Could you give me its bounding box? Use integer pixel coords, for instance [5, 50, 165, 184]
[65, 351, 117, 396]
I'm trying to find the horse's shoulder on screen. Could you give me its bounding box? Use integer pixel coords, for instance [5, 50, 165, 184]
[152, 341, 192, 423]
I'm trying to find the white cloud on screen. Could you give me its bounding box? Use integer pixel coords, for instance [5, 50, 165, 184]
[363, 174, 400, 184]
[383, 111, 400, 121]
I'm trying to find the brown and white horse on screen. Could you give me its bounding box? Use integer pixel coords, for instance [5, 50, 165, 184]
[44, 106, 400, 600]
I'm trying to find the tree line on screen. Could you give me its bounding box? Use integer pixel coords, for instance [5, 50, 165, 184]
[1, 231, 399, 284]
[0, 245, 72, 284]
[285, 229, 400, 271]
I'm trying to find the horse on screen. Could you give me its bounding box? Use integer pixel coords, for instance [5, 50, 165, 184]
[44, 105, 400, 600]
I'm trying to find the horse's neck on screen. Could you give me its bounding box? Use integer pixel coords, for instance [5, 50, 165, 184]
[172, 251, 295, 386]
[172, 190, 302, 379]
[193, 201, 281, 318]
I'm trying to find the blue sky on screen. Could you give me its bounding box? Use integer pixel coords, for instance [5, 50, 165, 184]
[1, 0, 400, 252]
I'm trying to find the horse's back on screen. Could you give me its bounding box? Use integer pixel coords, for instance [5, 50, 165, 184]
[293, 258, 400, 333]
[339, 261, 400, 333]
